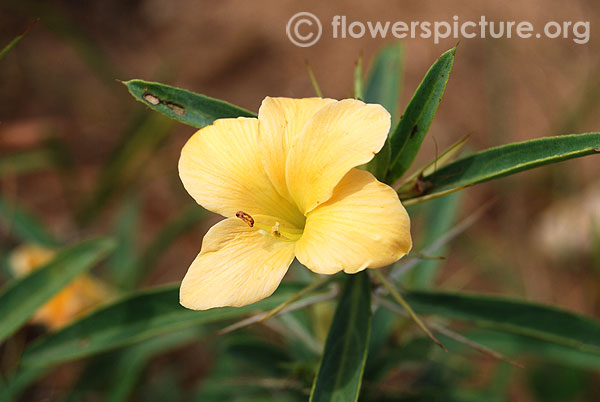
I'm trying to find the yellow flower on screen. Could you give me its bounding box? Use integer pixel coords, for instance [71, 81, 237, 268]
[9, 244, 114, 330]
[179, 97, 412, 310]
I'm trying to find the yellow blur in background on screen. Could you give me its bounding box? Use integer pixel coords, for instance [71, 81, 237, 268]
[9, 245, 113, 330]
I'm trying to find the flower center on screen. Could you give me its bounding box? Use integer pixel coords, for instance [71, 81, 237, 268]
[236, 211, 303, 241]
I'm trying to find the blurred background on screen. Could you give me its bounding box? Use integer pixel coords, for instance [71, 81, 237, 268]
[1, 0, 599, 401]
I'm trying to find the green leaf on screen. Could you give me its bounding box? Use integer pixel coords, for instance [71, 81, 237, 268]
[367, 140, 391, 182]
[307, 63, 324, 98]
[108, 196, 140, 287]
[364, 307, 406, 384]
[363, 43, 404, 182]
[0, 366, 48, 401]
[444, 329, 600, 370]
[21, 282, 306, 367]
[367, 308, 397, 362]
[106, 329, 201, 402]
[353, 56, 364, 100]
[0, 19, 37, 61]
[408, 192, 462, 289]
[388, 47, 456, 183]
[402, 133, 600, 203]
[123, 79, 256, 128]
[0, 238, 115, 343]
[0, 196, 60, 247]
[528, 364, 589, 402]
[310, 272, 372, 402]
[0, 148, 57, 177]
[222, 334, 293, 376]
[365, 337, 433, 383]
[364, 42, 404, 124]
[403, 290, 600, 354]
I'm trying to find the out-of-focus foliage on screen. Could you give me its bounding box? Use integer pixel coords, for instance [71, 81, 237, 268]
[0, 239, 114, 342]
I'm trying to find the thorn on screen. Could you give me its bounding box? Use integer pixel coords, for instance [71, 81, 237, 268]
[371, 269, 446, 351]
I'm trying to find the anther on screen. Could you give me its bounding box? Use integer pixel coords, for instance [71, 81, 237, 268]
[235, 211, 254, 227]
[272, 221, 281, 238]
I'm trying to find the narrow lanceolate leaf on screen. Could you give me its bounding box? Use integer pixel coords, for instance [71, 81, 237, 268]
[364, 43, 404, 124]
[0, 196, 60, 247]
[0, 19, 38, 61]
[109, 196, 140, 288]
[0, 238, 115, 343]
[403, 290, 600, 354]
[106, 329, 201, 402]
[401, 133, 600, 203]
[0, 366, 49, 401]
[364, 43, 404, 181]
[21, 282, 305, 367]
[353, 55, 364, 100]
[453, 329, 600, 370]
[310, 272, 372, 402]
[306, 62, 324, 98]
[408, 192, 462, 289]
[388, 47, 456, 183]
[0, 148, 57, 177]
[123, 79, 256, 128]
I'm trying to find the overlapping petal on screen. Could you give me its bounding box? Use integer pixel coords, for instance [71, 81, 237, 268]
[258, 97, 336, 201]
[178, 117, 303, 226]
[285, 99, 391, 214]
[295, 169, 412, 275]
[180, 218, 296, 310]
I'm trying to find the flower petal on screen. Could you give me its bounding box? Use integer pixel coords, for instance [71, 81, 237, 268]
[180, 218, 296, 310]
[258, 97, 335, 201]
[179, 117, 303, 226]
[295, 169, 411, 274]
[285, 99, 391, 214]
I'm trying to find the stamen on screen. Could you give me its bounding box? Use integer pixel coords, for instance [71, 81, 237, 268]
[235, 211, 254, 227]
[272, 222, 281, 238]
[235, 212, 302, 241]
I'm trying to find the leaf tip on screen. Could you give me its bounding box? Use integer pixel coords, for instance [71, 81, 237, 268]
[22, 18, 40, 36]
